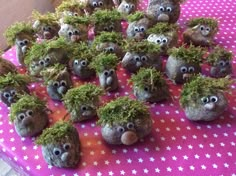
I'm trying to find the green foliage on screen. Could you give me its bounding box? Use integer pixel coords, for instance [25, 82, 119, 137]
[56, 0, 85, 13]
[97, 96, 150, 126]
[125, 0, 139, 3]
[147, 22, 178, 35]
[124, 39, 160, 54]
[92, 32, 123, 46]
[63, 83, 103, 112]
[10, 95, 46, 122]
[130, 68, 167, 90]
[127, 11, 145, 22]
[36, 121, 75, 145]
[180, 75, 232, 108]
[167, 44, 204, 64]
[91, 9, 122, 25]
[71, 42, 94, 62]
[207, 46, 233, 65]
[90, 53, 119, 73]
[4, 22, 35, 46]
[32, 10, 58, 27]
[187, 17, 218, 31]
[63, 15, 89, 26]
[0, 73, 31, 90]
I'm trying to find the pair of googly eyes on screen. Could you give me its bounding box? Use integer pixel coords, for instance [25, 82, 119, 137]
[125, 3, 135, 9]
[117, 123, 135, 133]
[134, 26, 145, 32]
[19, 39, 29, 46]
[3, 90, 16, 98]
[17, 110, 33, 120]
[200, 25, 211, 32]
[159, 6, 172, 12]
[155, 38, 168, 44]
[134, 56, 148, 62]
[74, 60, 88, 66]
[53, 80, 67, 87]
[201, 96, 218, 104]
[104, 25, 114, 31]
[104, 47, 115, 52]
[180, 66, 195, 73]
[81, 105, 89, 111]
[68, 30, 79, 36]
[53, 143, 71, 156]
[218, 60, 230, 67]
[43, 26, 52, 31]
[38, 57, 51, 66]
[104, 69, 114, 76]
[92, 1, 103, 7]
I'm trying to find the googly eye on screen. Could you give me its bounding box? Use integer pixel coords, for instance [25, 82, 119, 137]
[117, 126, 125, 133]
[74, 30, 79, 35]
[201, 97, 209, 104]
[63, 143, 71, 150]
[74, 60, 79, 65]
[39, 60, 45, 66]
[3, 92, 10, 98]
[134, 27, 139, 32]
[156, 38, 161, 44]
[219, 60, 225, 66]
[206, 27, 211, 32]
[103, 26, 109, 31]
[92, 2, 98, 7]
[210, 96, 218, 103]
[125, 4, 130, 8]
[109, 25, 114, 30]
[188, 66, 195, 73]
[24, 39, 29, 45]
[109, 47, 114, 52]
[81, 105, 88, 111]
[180, 66, 188, 73]
[26, 110, 33, 117]
[127, 122, 134, 129]
[10, 90, 16, 96]
[98, 1, 103, 6]
[53, 148, 62, 156]
[68, 31, 73, 36]
[200, 25, 205, 31]
[60, 80, 67, 87]
[141, 56, 148, 61]
[134, 56, 140, 61]
[140, 26, 145, 32]
[225, 61, 230, 65]
[43, 26, 47, 31]
[45, 57, 51, 62]
[166, 7, 172, 12]
[104, 70, 109, 76]
[81, 60, 87, 66]
[130, 4, 135, 9]
[162, 38, 168, 43]
[53, 81, 59, 87]
[144, 87, 149, 92]
[48, 26, 52, 31]
[19, 42, 24, 46]
[18, 113, 26, 120]
[74, 13, 78, 16]
[159, 6, 165, 12]
[109, 69, 114, 75]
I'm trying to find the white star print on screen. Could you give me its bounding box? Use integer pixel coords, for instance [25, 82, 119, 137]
[172, 156, 177, 161]
[177, 145, 182, 150]
[127, 159, 132, 163]
[109, 171, 114, 176]
[116, 160, 121, 164]
[144, 148, 149, 152]
[26, 166, 30, 171]
[188, 145, 193, 149]
[132, 170, 137, 174]
[189, 165, 195, 170]
[161, 157, 166, 161]
[209, 143, 214, 147]
[48, 165, 53, 169]
[231, 142, 236, 146]
[94, 161, 98, 166]
[155, 168, 160, 173]
[228, 152, 232, 156]
[167, 167, 172, 172]
[171, 136, 176, 140]
[212, 164, 218, 168]
[112, 150, 116, 154]
[155, 147, 160, 151]
[120, 170, 125, 175]
[224, 163, 229, 168]
[220, 142, 225, 147]
[195, 154, 200, 159]
[166, 146, 171, 151]
[133, 148, 138, 152]
[150, 157, 155, 162]
[105, 160, 109, 165]
[201, 165, 206, 170]
[183, 155, 188, 160]
[97, 172, 102, 176]
[205, 154, 211, 158]
[23, 156, 28, 160]
[123, 149, 128, 153]
[85, 173, 90, 176]
[216, 153, 222, 157]
[178, 166, 183, 171]
[73, 174, 78, 176]
[143, 168, 149, 173]
[138, 158, 143, 163]
[36, 165, 41, 170]
[199, 144, 204, 148]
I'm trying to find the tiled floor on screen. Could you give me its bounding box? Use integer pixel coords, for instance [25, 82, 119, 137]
[0, 158, 19, 176]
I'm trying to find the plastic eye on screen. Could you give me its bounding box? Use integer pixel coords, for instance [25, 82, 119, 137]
[219, 60, 225, 66]
[3, 92, 10, 98]
[144, 87, 149, 92]
[141, 56, 148, 61]
[200, 25, 205, 31]
[166, 7, 172, 12]
[10, 90, 16, 96]
[159, 6, 165, 12]
[109, 25, 114, 30]
[24, 39, 29, 45]
[162, 38, 168, 43]
[130, 4, 135, 9]
[53, 148, 62, 156]
[74, 13, 78, 16]
[140, 26, 145, 32]
[125, 4, 130, 8]
[134, 27, 139, 32]
[201, 97, 209, 104]
[18, 113, 26, 120]
[53, 81, 59, 87]
[103, 27, 109, 31]
[45, 57, 51, 62]
[225, 61, 230, 65]
[48, 26, 52, 31]
[81, 60, 87, 66]
[98, 1, 103, 6]
[63, 143, 71, 150]
[92, 2, 98, 7]
[134, 56, 140, 61]
[188, 66, 195, 73]
[19, 42, 24, 46]
[104, 71, 109, 76]
[81, 105, 88, 111]
[210, 96, 218, 103]
[60, 80, 67, 87]
[68, 31, 73, 36]
[39, 60, 45, 66]
[74, 30, 79, 35]
[117, 126, 125, 133]
[43, 26, 47, 31]
[180, 66, 188, 73]
[26, 110, 33, 117]
[109, 47, 114, 52]
[109, 69, 114, 75]
[156, 38, 161, 44]
[127, 122, 134, 129]
[206, 27, 211, 32]
[74, 60, 79, 65]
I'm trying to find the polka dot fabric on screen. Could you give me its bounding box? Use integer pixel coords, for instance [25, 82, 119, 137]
[1, 0, 236, 175]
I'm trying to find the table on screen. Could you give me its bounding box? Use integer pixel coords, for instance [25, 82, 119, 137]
[1, 0, 236, 175]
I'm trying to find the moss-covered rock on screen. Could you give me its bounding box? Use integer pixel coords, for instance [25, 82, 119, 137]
[92, 32, 123, 46]
[147, 22, 178, 35]
[32, 10, 58, 28]
[56, 0, 85, 13]
[187, 17, 218, 32]
[91, 9, 122, 25]
[127, 11, 146, 22]
[207, 46, 233, 65]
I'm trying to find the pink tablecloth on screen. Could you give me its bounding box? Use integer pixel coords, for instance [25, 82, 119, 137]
[1, 0, 236, 175]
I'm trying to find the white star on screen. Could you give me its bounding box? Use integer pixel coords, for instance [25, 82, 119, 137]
[171, 118, 175, 122]
[105, 160, 109, 165]
[189, 165, 195, 170]
[22, 146, 27, 150]
[143, 169, 149, 173]
[34, 155, 39, 160]
[120, 170, 125, 175]
[112, 150, 117, 154]
[199, 144, 204, 148]
[223, 133, 228, 137]
[85, 173, 90, 176]
[165, 111, 170, 114]
[180, 118, 185, 122]
[97, 172, 102, 176]
[167, 167, 172, 172]
[182, 136, 187, 140]
[26, 166, 30, 171]
[177, 145, 182, 150]
[231, 142, 236, 146]
[217, 124, 221, 128]
[48, 165, 53, 169]
[10, 138, 15, 142]
[109, 171, 114, 176]
[11, 147, 16, 151]
[0, 130, 3, 134]
[213, 133, 218, 138]
[220, 142, 225, 147]
[212, 164, 218, 169]
[144, 148, 149, 152]
[203, 134, 208, 138]
[172, 156, 177, 161]
[23, 156, 28, 160]
[94, 161, 98, 166]
[36, 165, 41, 170]
[186, 126, 191, 130]
[138, 158, 143, 163]
[155, 168, 160, 173]
[82, 162, 87, 166]
[90, 151, 95, 155]
[178, 166, 183, 171]
[33, 145, 38, 150]
[133, 148, 138, 152]
[165, 127, 170, 131]
[183, 155, 188, 160]
[123, 149, 128, 153]
[84, 132, 88, 136]
[132, 170, 137, 174]
[201, 165, 206, 170]
[149, 157, 155, 162]
[155, 146, 160, 151]
[228, 152, 232, 156]
[224, 163, 229, 168]
[188, 145, 193, 149]
[14, 157, 17, 161]
[116, 160, 121, 164]
[207, 125, 212, 129]
[127, 159, 132, 163]
[161, 137, 165, 141]
[194, 154, 200, 159]
[73, 174, 78, 176]
[209, 143, 214, 148]
[176, 127, 181, 131]
[171, 136, 176, 140]
[192, 135, 197, 139]
[161, 157, 166, 161]
[216, 153, 222, 157]
[101, 150, 106, 154]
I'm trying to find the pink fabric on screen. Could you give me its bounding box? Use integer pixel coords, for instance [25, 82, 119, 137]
[1, 0, 236, 175]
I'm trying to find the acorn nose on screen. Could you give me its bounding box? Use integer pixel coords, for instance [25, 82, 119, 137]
[44, 31, 52, 39]
[57, 86, 67, 95]
[157, 14, 169, 22]
[71, 35, 80, 42]
[183, 73, 191, 81]
[204, 102, 216, 111]
[121, 131, 138, 145]
[136, 61, 142, 67]
[61, 152, 69, 162]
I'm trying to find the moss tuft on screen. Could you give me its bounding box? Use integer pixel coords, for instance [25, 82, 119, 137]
[187, 17, 218, 32]
[97, 96, 150, 126]
[90, 53, 119, 73]
[127, 11, 146, 22]
[32, 10, 58, 27]
[10, 95, 46, 122]
[56, 0, 85, 13]
[91, 9, 122, 25]
[63, 83, 103, 112]
[0, 73, 31, 90]
[147, 22, 178, 35]
[36, 121, 75, 145]
[63, 15, 89, 26]
[167, 44, 204, 64]
[4, 22, 35, 46]
[180, 75, 232, 108]
[92, 32, 123, 47]
[207, 46, 233, 65]
[130, 68, 167, 90]
[124, 39, 160, 54]
[71, 42, 94, 62]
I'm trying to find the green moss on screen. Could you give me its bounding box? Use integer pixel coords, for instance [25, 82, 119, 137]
[97, 96, 150, 126]
[56, 0, 85, 13]
[124, 39, 160, 54]
[71, 42, 94, 62]
[63, 15, 89, 26]
[91, 9, 122, 25]
[0, 73, 31, 90]
[92, 32, 123, 47]
[36, 121, 75, 145]
[90, 53, 119, 73]
[32, 10, 58, 27]
[41, 64, 67, 85]
[130, 68, 167, 90]
[10, 95, 46, 122]
[63, 83, 103, 112]
[180, 75, 232, 108]
[4, 22, 35, 46]
[125, 0, 138, 3]
[167, 44, 204, 64]
[187, 17, 218, 31]
[207, 46, 233, 65]
[127, 11, 145, 22]
[147, 23, 178, 35]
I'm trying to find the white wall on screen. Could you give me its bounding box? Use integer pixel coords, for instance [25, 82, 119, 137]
[0, 0, 55, 50]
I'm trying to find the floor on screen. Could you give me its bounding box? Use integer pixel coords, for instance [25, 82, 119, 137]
[0, 158, 19, 176]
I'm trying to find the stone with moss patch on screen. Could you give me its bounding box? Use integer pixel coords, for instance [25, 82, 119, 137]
[207, 46, 233, 65]
[187, 17, 218, 31]
[56, 0, 85, 13]
[127, 11, 146, 22]
[97, 96, 150, 126]
[71, 42, 93, 61]
[36, 121, 75, 145]
[180, 76, 231, 108]
[91, 9, 122, 25]
[10, 95, 46, 122]
[167, 44, 204, 64]
[92, 32, 123, 47]
[147, 22, 178, 35]
[32, 10, 58, 28]
[4, 22, 35, 46]
[63, 15, 89, 26]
